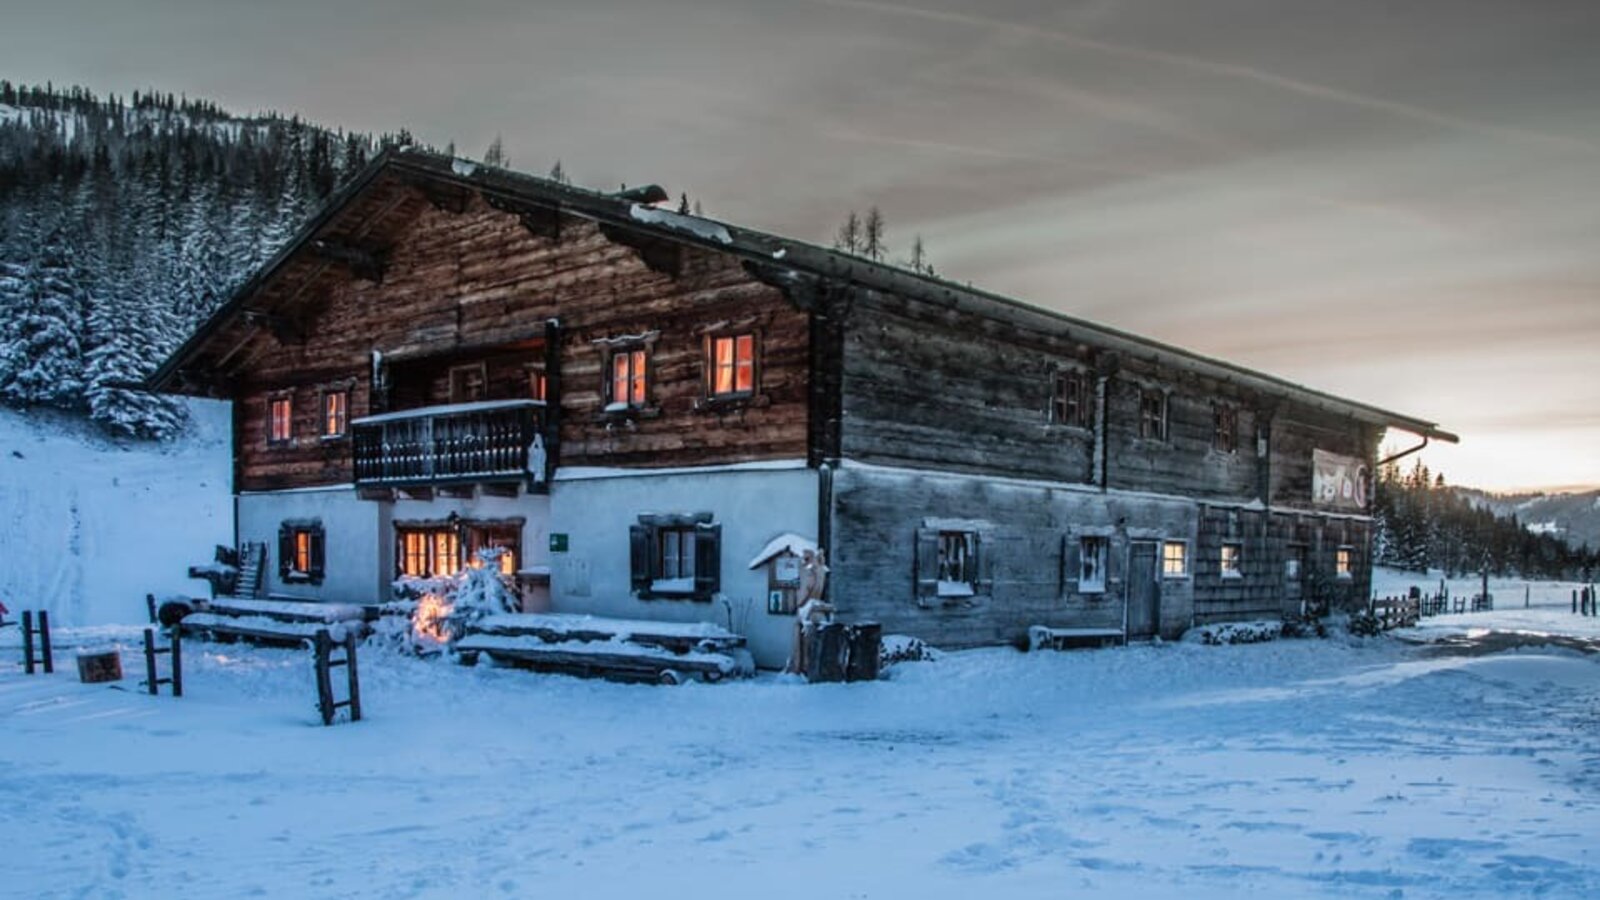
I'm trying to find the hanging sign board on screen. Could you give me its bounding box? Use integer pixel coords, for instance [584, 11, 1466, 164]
[1312, 449, 1369, 511]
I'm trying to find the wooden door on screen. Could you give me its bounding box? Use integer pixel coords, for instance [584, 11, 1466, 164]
[1285, 544, 1306, 608]
[1127, 541, 1159, 638]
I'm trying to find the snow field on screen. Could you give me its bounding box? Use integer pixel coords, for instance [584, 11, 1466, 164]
[2, 622, 1596, 898]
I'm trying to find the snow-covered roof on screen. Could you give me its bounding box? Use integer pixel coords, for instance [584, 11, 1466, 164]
[748, 533, 819, 569]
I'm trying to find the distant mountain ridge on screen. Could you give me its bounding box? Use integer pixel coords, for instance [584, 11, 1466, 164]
[1462, 488, 1600, 554]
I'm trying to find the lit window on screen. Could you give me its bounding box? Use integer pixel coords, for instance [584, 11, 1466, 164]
[322, 390, 348, 438]
[609, 348, 648, 408]
[1212, 404, 1237, 453]
[1161, 541, 1187, 577]
[1220, 543, 1243, 578]
[1079, 536, 1108, 593]
[1140, 389, 1168, 441]
[528, 370, 547, 403]
[466, 524, 521, 575]
[709, 334, 756, 398]
[268, 396, 293, 444]
[1052, 370, 1091, 428]
[397, 526, 462, 578]
[1336, 546, 1354, 579]
[278, 521, 324, 584]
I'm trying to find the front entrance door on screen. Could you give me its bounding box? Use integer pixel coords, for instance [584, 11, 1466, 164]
[1127, 541, 1160, 639]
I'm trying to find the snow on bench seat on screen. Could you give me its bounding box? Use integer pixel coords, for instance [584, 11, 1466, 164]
[179, 613, 366, 646]
[203, 597, 370, 624]
[454, 633, 743, 683]
[469, 613, 745, 653]
[1027, 625, 1126, 651]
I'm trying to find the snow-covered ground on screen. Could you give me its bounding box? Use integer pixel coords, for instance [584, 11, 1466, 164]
[4, 604, 1597, 898]
[0, 402, 232, 625]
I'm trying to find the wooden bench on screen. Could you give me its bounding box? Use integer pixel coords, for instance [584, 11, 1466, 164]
[1027, 625, 1126, 651]
[179, 597, 370, 647]
[455, 613, 752, 684]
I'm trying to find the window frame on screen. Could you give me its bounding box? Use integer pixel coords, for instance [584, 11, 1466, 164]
[1212, 403, 1238, 454]
[267, 392, 294, 447]
[1161, 540, 1189, 578]
[464, 521, 523, 576]
[629, 513, 721, 601]
[1078, 535, 1109, 594]
[1051, 369, 1092, 430]
[278, 520, 325, 585]
[321, 387, 350, 440]
[1139, 388, 1169, 442]
[1335, 545, 1354, 580]
[606, 345, 650, 411]
[448, 362, 488, 405]
[395, 524, 463, 579]
[705, 332, 760, 401]
[1220, 542, 1244, 579]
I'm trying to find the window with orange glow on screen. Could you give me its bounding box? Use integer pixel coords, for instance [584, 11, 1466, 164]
[322, 390, 348, 438]
[397, 527, 462, 578]
[294, 530, 312, 574]
[268, 396, 293, 444]
[609, 348, 647, 407]
[709, 334, 756, 398]
[528, 370, 547, 403]
[1336, 546, 1354, 579]
[466, 524, 521, 575]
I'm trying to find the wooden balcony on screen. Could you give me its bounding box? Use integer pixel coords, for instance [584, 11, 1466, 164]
[351, 399, 544, 487]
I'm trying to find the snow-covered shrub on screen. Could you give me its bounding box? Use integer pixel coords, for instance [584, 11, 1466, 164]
[1279, 612, 1328, 639]
[386, 549, 519, 652]
[1346, 610, 1382, 638]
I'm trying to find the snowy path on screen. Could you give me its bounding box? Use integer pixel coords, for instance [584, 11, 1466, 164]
[2, 630, 1597, 898]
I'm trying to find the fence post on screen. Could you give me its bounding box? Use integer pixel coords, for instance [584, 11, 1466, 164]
[344, 632, 362, 723]
[21, 608, 34, 672]
[146, 593, 157, 624]
[39, 610, 52, 674]
[314, 629, 335, 726]
[144, 628, 159, 696]
[171, 629, 183, 698]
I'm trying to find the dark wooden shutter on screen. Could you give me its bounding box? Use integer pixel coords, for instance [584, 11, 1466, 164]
[308, 524, 326, 585]
[974, 531, 994, 596]
[277, 525, 292, 580]
[1059, 533, 1071, 598]
[629, 524, 651, 594]
[693, 524, 722, 597]
[914, 527, 938, 601]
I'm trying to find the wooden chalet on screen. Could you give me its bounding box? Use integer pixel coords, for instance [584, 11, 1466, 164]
[149, 148, 1457, 666]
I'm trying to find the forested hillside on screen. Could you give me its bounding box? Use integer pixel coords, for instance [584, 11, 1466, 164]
[0, 81, 412, 438]
[1373, 460, 1596, 579]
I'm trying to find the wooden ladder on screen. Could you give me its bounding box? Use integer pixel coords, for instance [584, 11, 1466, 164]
[234, 542, 266, 598]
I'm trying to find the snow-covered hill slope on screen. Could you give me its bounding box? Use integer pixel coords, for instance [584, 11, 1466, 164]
[0, 402, 231, 625]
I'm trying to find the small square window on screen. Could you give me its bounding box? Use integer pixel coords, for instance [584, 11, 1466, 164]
[1140, 389, 1168, 441]
[1221, 543, 1243, 578]
[268, 395, 293, 445]
[1161, 541, 1188, 577]
[449, 364, 487, 404]
[278, 521, 324, 584]
[1079, 536, 1108, 593]
[937, 531, 975, 597]
[1336, 546, 1354, 579]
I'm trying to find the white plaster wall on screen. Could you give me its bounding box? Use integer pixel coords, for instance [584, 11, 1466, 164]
[548, 466, 819, 669]
[239, 488, 386, 603]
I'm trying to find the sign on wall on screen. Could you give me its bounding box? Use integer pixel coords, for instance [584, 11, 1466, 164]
[1312, 449, 1369, 511]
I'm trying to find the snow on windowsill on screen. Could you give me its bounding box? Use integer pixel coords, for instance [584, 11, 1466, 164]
[937, 581, 975, 598]
[650, 577, 695, 594]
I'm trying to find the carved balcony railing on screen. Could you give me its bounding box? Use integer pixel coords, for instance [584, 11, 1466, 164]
[351, 399, 543, 486]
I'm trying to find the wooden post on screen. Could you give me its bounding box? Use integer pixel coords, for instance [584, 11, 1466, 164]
[1575, 589, 1580, 614]
[344, 632, 362, 723]
[146, 593, 157, 624]
[314, 629, 335, 726]
[143, 628, 159, 696]
[21, 608, 34, 672]
[171, 629, 183, 698]
[1525, 584, 1530, 609]
[39, 611, 52, 674]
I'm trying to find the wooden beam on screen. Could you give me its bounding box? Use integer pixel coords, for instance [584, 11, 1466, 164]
[311, 239, 387, 283]
[598, 223, 682, 278]
[482, 193, 561, 242]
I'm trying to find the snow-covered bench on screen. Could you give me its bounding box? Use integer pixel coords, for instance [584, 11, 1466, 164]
[1027, 625, 1125, 652]
[455, 613, 752, 684]
[178, 597, 371, 647]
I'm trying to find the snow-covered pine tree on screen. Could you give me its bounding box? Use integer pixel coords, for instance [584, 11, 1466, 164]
[1, 225, 88, 408]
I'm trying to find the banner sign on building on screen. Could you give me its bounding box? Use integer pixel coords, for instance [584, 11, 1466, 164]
[1312, 449, 1369, 511]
